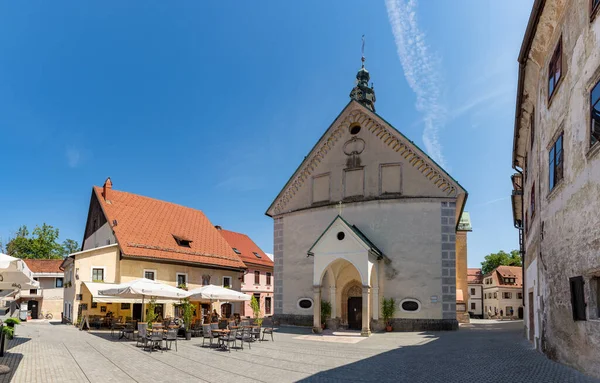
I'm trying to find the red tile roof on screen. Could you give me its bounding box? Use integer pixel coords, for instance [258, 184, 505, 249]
[467, 268, 483, 284]
[93, 185, 246, 270]
[485, 266, 523, 288]
[24, 259, 64, 274]
[218, 229, 273, 269]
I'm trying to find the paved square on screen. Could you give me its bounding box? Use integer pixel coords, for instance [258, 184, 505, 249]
[0, 320, 597, 382]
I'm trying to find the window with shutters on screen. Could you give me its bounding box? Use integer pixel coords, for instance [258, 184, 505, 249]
[569, 276, 587, 321]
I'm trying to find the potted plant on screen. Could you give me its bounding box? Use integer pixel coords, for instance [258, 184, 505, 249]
[181, 298, 194, 340]
[320, 300, 332, 329]
[382, 297, 396, 332]
[4, 318, 19, 338]
[250, 295, 263, 326]
[146, 299, 157, 328]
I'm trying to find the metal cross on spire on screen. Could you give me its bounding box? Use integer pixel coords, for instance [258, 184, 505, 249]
[361, 35, 366, 67]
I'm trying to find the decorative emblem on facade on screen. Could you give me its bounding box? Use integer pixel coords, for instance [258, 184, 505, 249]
[343, 137, 366, 169]
[271, 109, 458, 215]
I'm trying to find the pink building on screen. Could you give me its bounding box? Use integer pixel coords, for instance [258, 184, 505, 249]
[218, 228, 274, 318]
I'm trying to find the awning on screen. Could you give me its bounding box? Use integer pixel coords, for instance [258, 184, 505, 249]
[82, 282, 181, 304]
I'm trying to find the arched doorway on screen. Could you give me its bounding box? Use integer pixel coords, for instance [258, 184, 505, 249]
[341, 280, 362, 330]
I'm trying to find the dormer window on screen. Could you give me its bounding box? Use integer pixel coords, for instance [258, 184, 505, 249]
[172, 234, 192, 248]
[253, 252, 262, 259]
[232, 248, 241, 254]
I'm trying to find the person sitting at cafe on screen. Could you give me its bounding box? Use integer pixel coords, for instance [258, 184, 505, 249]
[211, 309, 219, 322]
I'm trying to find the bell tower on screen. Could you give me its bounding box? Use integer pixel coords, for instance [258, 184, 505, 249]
[349, 36, 376, 112]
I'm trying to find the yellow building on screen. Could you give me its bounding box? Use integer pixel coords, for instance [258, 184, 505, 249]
[61, 178, 247, 324]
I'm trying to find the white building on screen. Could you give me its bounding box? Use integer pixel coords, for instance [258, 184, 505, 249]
[467, 268, 483, 318]
[482, 266, 523, 319]
[267, 60, 468, 335]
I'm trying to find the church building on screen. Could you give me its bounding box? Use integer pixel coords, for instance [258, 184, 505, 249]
[266, 57, 468, 335]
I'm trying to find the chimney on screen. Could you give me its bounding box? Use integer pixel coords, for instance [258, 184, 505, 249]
[102, 177, 113, 201]
[214, 225, 222, 231]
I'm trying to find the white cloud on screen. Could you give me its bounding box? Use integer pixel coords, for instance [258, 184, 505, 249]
[66, 148, 81, 168]
[385, 0, 446, 168]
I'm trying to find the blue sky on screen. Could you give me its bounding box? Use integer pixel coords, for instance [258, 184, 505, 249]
[0, 1, 533, 267]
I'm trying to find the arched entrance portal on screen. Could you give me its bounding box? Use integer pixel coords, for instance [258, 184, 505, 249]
[318, 258, 372, 333]
[342, 281, 363, 330]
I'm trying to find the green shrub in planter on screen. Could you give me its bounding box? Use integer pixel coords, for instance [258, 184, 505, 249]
[2, 326, 14, 340]
[3, 318, 20, 327]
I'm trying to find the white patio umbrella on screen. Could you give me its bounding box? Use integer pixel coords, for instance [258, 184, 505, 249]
[0, 253, 39, 290]
[98, 278, 190, 321]
[188, 285, 250, 302]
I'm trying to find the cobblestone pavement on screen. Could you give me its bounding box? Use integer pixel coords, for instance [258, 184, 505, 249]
[0, 320, 597, 383]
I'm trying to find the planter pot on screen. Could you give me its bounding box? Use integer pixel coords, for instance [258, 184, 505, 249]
[185, 331, 192, 340]
[385, 325, 393, 332]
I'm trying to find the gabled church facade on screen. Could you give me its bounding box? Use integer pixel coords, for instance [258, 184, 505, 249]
[266, 61, 467, 335]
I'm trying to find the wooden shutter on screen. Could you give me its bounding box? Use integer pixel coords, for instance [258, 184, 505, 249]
[569, 276, 586, 321]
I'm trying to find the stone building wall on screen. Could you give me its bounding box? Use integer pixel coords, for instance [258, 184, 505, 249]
[514, 0, 600, 377]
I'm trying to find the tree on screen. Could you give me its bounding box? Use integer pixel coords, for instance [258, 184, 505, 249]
[250, 294, 263, 326]
[481, 250, 522, 274]
[61, 239, 80, 256]
[5, 223, 79, 259]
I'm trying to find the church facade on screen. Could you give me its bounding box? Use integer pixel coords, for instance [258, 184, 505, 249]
[266, 62, 468, 335]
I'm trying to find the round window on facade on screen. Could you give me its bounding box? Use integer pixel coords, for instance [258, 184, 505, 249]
[349, 124, 361, 135]
[400, 299, 421, 313]
[297, 298, 313, 310]
[337, 231, 345, 240]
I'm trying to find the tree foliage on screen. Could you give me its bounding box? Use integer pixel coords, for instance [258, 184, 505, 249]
[4, 224, 79, 259]
[481, 250, 522, 274]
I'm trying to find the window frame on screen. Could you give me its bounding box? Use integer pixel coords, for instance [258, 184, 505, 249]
[470, 302, 476, 310]
[503, 292, 512, 299]
[143, 269, 157, 281]
[91, 267, 105, 282]
[55, 277, 64, 288]
[591, 78, 600, 148]
[222, 276, 232, 289]
[266, 272, 272, 286]
[265, 297, 272, 315]
[202, 275, 211, 286]
[549, 133, 564, 192]
[176, 273, 188, 287]
[548, 38, 563, 102]
[591, 0, 600, 21]
[254, 271, 260, 285]
[530, 109, 535, 149]
[399, 299, 422, 313]
[569, 276, 587, 321]
[530, 182, 536, 219]
[252, 251, 262, 259]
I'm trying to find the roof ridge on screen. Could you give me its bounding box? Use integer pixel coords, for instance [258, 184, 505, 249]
[94, 186, 206, 214]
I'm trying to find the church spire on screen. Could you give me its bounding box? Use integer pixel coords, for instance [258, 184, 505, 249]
[349, 35, 376, 112]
